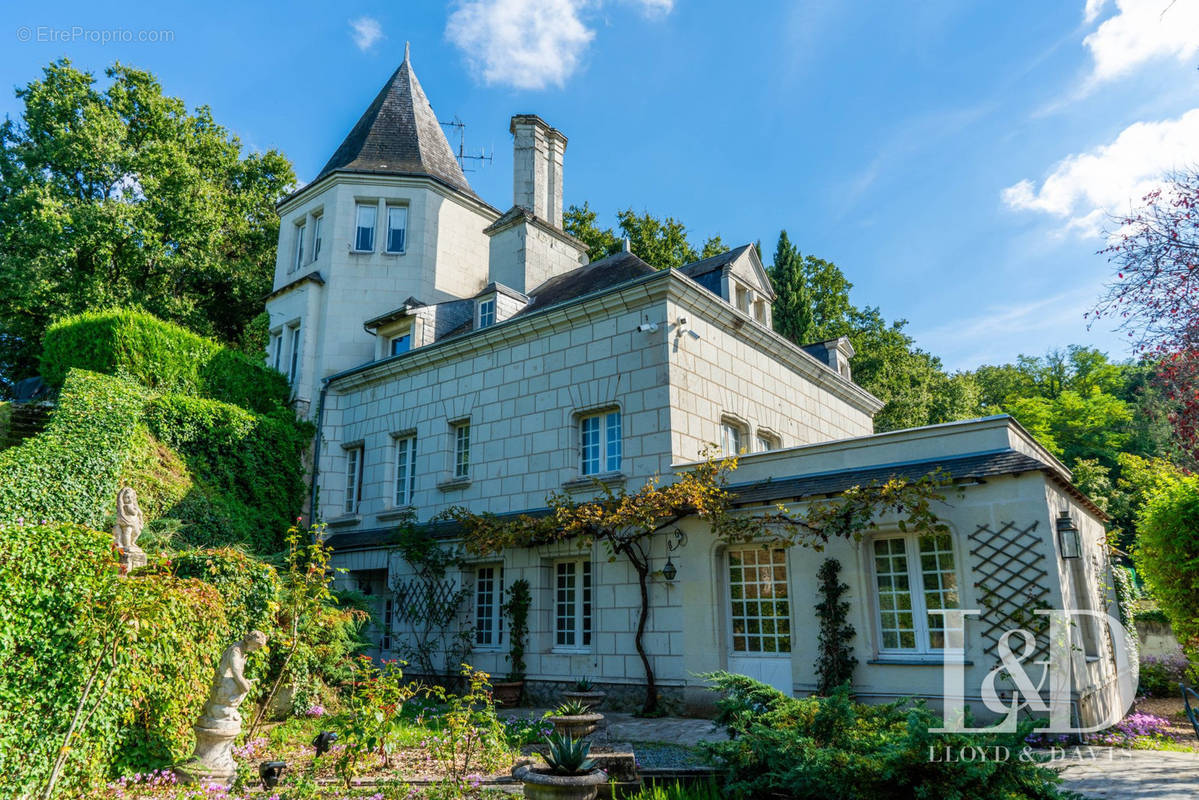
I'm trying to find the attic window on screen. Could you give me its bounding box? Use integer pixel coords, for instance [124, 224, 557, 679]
[478, 297, 496, 329]
[735, 285, 750, 314]
[753, 299, 766, 324]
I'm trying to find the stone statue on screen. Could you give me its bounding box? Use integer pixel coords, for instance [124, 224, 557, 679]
[112, 487, 146, 570]
[177, 631, 268, 786]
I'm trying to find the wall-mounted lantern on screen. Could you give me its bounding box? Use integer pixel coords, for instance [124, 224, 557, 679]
[1057, 511, 1081, 560]
[661, 529, 687, 581]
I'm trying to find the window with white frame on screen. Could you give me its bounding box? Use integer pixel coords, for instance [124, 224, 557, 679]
[312, 214, 323, 260]
[293, 222, 305, 272]
[270, 332, 283, 371]
[753, 299, 766, 323]
[393, 435, 416, 507]
[344, 445, 364, 514]
[580, 409, 621, 476]
[735, 285, 750, 313]
[475, 565, 503, 647]
[721, 420, 746, 456]
[386, 206, 408, 253]
[288, 324, 302, 385]
[756, 432, 779, 452]
[381, 597, 393, 652]
[728, 547, 792, 654]
[452, 421, 471, 479]
[355, 203, 376, 251]
[477, 297, 496, 329]
[555, 560, 592, 649]
[871, 533, 961, 653]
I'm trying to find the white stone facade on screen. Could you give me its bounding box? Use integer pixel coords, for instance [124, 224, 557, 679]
[268, 56, 1127, 723]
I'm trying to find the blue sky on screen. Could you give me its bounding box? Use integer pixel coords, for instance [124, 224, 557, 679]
[2, 0, 1197, 370]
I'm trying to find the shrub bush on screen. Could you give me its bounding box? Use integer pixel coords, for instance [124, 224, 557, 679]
[1135, 474, 1199, 650]
[167, 548, 281, 638]
[701, 671, 1068, 800]
[144, 393, 311, 552]
[0, 521, 235, 797]
[40, 309, 289, 413]
[0, 370, 147, 526]
[1138, 650, 1190, 697]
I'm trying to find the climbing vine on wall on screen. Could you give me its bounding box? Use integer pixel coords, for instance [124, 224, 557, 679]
[814, 558, 857, 695]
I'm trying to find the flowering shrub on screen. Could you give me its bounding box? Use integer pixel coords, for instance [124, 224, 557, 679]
[1138, 651, 1190, 697]
[306, 705, 327, 717]
[1087, 712, 1176, 748]
[502, 716, 555, 747]
[335, 657, 421, 787]
[421, 665, 514, 799]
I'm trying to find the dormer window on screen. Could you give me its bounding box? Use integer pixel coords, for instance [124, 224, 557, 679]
[386, 206, 408, 253]
[355, 204, 376, 252]
[478, 297, 496, 329]
[735, 284, 750, 314]
[390, 329, 412, 356]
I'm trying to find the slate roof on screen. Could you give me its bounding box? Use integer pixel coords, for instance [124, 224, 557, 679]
[322, 448, 1100, 553]
[676, 244, 754, 281]
[516, 251, 658, 317]
[316, 50, 477, 200]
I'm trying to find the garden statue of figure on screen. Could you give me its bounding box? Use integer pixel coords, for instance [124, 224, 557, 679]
[112, 487, 146, 571]
[177, 631, 268, 786]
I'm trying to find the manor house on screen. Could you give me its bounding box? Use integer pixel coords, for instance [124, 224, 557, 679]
[265, 49, 1126, 723]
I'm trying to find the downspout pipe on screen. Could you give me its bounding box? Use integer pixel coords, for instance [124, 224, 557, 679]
[308, 377, 333, 531]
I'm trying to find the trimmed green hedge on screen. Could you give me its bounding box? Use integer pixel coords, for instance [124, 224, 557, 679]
[0, 370, 147, 526]
[145, 394, 311, 553]
[0, 521, 238, 797]
[40, 309, 290, 413]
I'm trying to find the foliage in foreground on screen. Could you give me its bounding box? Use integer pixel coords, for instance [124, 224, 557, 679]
[701, 671, 1068, 800]
[1135, 474, 1199, 653]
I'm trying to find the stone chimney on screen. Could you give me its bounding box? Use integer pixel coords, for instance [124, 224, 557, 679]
[510, 114, 566, 228]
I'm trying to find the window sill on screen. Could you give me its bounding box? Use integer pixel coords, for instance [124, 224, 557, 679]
[376, 506, 416, 522]
[383, 250, 407, 257]
[562, 472, 627, 493]
[325, 513, 362, 528]
[437, 477, 472, 492]
[551, 648, 594, 656]
[348, 249, 375, 255]
[867, 656, 973, 666]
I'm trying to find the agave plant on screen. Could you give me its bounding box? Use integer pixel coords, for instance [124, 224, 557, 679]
[542, 732, 597, 776]
[555, 699, 592, 716]
[573, 676, 594, 692]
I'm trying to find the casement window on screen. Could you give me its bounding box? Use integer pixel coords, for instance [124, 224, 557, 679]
[555, 560, 592, 649]
[477, 298, 496, 329]
[580, 410, 621, 476]
[390, 331, 412, 356]
[270, 333, 283, 371]
[452, 421, 471, 479]
[728, 547, 792, 654]
[386, 206, 408, 253]
[312, 214, 323, 260]
[756, 432, 779, 452]
[721, 420, 746, 456]
[381, 597, 393, 652]
[753, 300, 766, 324]
[288, 325, 302, 385]
[355, 203, 376, 251]
[735, 285, 750, 313]
[293, 222, 305, 272]
[871, 533, 962, 654]
[474, 565, 503, 647]
[393, 435, 416, 506]
[344, 445, 364, 514]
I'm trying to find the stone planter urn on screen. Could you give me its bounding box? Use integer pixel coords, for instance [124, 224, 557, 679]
[548, 712, 604, 739]
[561, 690, 606, 711]
[493, 679, 524, 708]
[517, 765, 608, 800]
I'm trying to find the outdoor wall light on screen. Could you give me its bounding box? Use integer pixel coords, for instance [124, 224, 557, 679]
[259, 761, 286, 789]
[1057, 511, 1081, 560]
[662, 556, 678, 581]
[661, 528, 687, 581]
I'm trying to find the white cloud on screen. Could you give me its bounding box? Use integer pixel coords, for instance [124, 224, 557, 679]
[1083, 0, 1199, 85]
[349, 17, 384, 52]
[1002, 107, 1199, 237]
[446, 0, 674, 90]
[1084, 0, 1108, 24]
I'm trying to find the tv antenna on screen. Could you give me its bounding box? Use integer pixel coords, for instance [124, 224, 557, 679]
[440, 116, 493, 173]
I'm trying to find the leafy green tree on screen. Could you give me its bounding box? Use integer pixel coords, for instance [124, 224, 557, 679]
[1135, 474, 1199, 650]
[0, 60, 295, 387]
[563, 203, 722, 270]
[563, 202, 620, 262]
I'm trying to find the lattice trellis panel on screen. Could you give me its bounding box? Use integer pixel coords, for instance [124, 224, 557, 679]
[394, 578, 462, 626]
[969, 521, 1050, 662]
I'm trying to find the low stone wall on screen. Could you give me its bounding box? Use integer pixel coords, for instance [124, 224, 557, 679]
[1137, 618, 1183, 658]
[523, 679, 686, 715]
